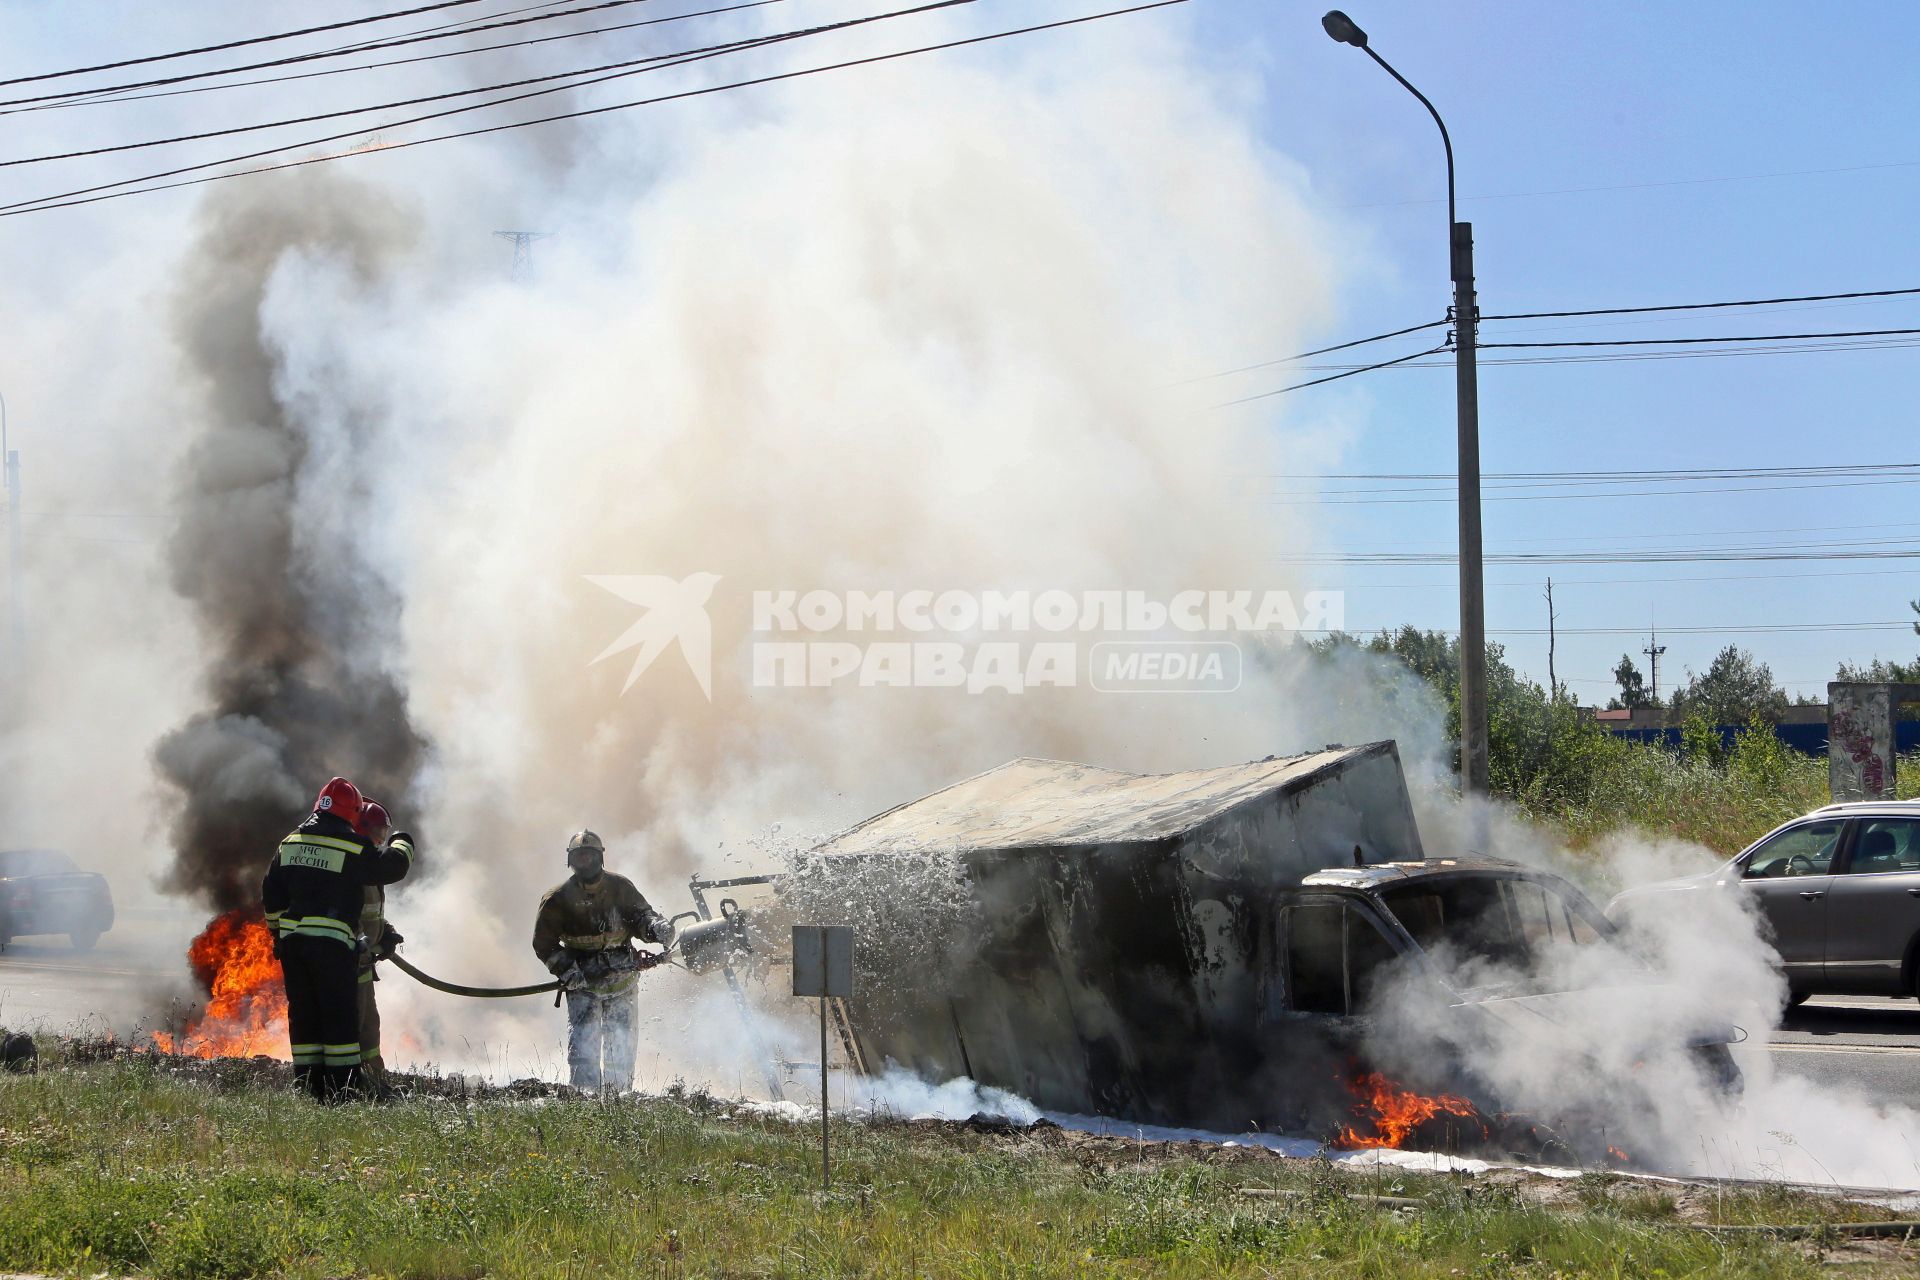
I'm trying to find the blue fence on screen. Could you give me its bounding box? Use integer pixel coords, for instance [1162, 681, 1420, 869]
[1604, 721, 1920, 756]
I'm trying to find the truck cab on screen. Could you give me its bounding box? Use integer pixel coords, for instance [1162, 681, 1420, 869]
[1264, 857, 1740, 1159]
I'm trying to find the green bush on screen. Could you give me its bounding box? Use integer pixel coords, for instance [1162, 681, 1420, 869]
[1308, 630, 1848, 857]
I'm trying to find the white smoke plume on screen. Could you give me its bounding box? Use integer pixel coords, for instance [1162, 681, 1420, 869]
[230, 12, 1361, 1074]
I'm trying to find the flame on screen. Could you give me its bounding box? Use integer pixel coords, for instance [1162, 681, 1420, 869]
[1332, 1069, 1488, 1150]
[152, 909, 289, 1060]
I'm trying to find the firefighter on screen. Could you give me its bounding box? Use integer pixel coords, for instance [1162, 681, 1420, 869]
[531, 830, 671, 1092]
[262, 778, 413, 1102]
[352, 799, 407, 1095]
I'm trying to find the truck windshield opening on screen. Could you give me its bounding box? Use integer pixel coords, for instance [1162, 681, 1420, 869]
[1378, 875, 1605, 976]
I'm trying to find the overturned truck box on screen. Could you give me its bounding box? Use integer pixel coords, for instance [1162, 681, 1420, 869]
[811, 741, 1424, 1131]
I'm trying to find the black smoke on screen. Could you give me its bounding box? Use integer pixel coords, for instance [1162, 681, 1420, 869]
[152, 175, 428, 912]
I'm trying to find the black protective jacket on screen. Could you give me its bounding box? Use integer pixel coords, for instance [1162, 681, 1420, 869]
[261, 811, 413, 948]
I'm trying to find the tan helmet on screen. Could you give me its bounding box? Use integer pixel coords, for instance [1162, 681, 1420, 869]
[566, 828, 606, 882]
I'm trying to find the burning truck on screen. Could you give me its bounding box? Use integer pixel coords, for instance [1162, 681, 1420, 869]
[695, 741, 1743, 1162]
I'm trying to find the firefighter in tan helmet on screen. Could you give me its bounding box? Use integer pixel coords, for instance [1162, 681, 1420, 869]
[531, 830, 672, 1091]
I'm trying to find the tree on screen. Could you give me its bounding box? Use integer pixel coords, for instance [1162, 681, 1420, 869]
[1608, 653, 1653, 711]
[1833, 597, 1920, 685]
[1670, 645, 1788, 726]
[1835, 656, 1920, 684]
[1306, 627, 1613, 801]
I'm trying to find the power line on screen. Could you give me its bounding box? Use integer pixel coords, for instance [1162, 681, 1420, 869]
[1481, 286, 1920, 323]
[0, 1, 1193, 220]
[0, 6, 828, 169]
[24, 0, 586, 115]
[0, 0, 496, 89]
[1314, 623, 1920, 637]
[0, 0, 980, 212]
[1213, 344, 1447, 406]
[1208, 287, 1920, 386]
[1249, 468, 1920, 493]
[1275, 546, 1920, 564]
[1225, 335, 1920, 389]
[1269, 464, 1920, 482]
[1193, 318, 1446, 382]
[1331, 567, 1920, 588]
[1481, 326, 1920, 351]
[5, 0, 786, 118]
[0, 0, 663, 108]
[1252, 478, 1920, 506]
[1345, 157, 1920, 210]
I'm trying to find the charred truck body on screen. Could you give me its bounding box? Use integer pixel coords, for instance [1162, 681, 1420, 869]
[731, 741, 1740, 1156]
[809, 742, 1426, 1131]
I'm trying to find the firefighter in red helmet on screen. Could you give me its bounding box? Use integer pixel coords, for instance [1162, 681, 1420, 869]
[261, 777, 414, 1101]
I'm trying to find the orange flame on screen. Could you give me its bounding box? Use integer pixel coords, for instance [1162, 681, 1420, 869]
[1332, 1069, 1488, 1150]
[152, 909, 289, 1060]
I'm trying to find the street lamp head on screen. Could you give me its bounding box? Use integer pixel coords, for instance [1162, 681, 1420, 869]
[1321, 10, 1368, 48]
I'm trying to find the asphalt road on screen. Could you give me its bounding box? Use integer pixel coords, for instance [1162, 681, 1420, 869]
[2, 922, 1916, 1112]
[1769, 994, 1920, 1110]
[0, 909, 204, 1038]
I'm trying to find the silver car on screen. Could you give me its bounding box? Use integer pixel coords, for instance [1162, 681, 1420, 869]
[1608, 801, 1920, 1003]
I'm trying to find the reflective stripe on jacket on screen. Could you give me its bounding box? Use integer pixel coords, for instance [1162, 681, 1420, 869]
[260, 812, 411, 949]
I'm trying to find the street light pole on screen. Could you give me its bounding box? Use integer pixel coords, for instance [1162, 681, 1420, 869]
[1322, 11, 1487, 795]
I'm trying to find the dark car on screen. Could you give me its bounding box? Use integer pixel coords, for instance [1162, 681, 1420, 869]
[0, 848, 116, 951]
[1608, 801, 1920, 1004]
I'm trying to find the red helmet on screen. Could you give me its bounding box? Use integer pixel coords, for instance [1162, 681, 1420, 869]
[355, 800, 390, 841]
[314, 777, 364, 825]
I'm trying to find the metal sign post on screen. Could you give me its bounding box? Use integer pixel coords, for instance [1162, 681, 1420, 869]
[792, 924, 853, 1192]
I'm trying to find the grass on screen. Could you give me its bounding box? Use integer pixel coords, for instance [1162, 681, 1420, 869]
[1515, 731, 1920, 860]
[1519, 736, 1831, 857]
[0, 1054, 1909, 1278]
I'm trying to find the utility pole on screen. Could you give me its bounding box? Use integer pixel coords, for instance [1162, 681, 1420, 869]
[1452, 220, 1486, 788]
[492, 230, 553, 281]
[1323, 10, 1487, 794]
[1643, 628, 1667, 705]
[1544, 578, 1557, 700]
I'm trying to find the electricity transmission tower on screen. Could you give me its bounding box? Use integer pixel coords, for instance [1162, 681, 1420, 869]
[1643, 628, 1667, 704]
[493, 230, 553, 281]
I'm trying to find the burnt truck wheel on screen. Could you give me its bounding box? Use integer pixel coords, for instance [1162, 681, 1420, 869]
[68, 929, 99, 953]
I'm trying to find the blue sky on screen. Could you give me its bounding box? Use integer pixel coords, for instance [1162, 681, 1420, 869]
[1191, 0, 1920, 702]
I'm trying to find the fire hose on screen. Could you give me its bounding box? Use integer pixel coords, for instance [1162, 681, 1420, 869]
[378, 947, 683, 1002]
[378, 950, 562, 999]
[373, 907, 735, 1001]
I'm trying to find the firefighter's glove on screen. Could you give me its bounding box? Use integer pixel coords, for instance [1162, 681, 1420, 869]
[559, 965, 588, 992]
[634, 949, 663, 972]
[378, 923, 403, 956]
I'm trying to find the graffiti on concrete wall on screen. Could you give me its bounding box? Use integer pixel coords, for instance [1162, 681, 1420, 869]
[1828, 682, 1898, 800]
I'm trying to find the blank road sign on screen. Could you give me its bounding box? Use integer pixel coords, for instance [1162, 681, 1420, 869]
[791, 925, 854, 998]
